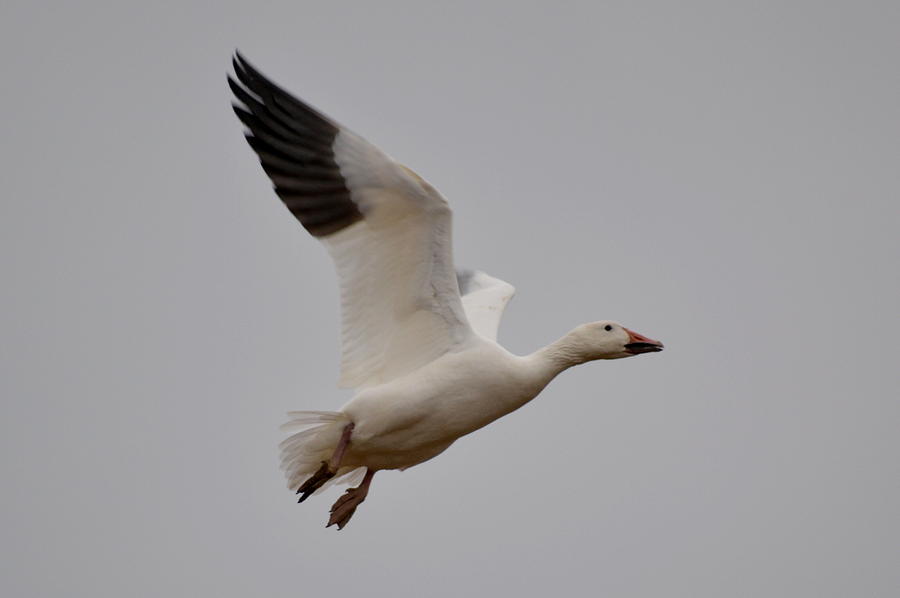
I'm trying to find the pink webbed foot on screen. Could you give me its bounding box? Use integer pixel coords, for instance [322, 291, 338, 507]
[296, 461, 333, 503]
[327, 469, 375, 530]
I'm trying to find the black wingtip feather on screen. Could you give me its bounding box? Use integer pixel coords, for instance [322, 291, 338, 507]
[227, 75, 254, 104]
[232, 54, 336, 135]
[229, 53, 363, 238]
[232, 103, 254, 127]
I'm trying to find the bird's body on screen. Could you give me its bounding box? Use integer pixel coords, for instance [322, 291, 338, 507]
[338, 339, 547, 471]
[229, 53, 664, 528]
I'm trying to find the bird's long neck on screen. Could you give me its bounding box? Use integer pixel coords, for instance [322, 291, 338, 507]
[523, 332, 589, 391]
[470, 333, 590, 424]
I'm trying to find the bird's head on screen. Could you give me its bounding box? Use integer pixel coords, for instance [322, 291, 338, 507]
[567, 320, 664, 361]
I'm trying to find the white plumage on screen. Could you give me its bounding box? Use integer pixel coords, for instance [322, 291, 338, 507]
[229, 52, 664, 528]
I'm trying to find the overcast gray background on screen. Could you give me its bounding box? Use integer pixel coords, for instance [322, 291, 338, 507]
[2, 1, 898, 596]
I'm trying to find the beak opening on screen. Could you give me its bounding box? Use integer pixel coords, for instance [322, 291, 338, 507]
[624, 328, 664, 355]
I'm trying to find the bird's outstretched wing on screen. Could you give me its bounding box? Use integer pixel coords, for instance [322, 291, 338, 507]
[229, 53, 474, 389]
[457, 270, 516, 342]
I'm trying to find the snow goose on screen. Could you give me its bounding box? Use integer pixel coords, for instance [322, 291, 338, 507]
[228, 53, 664, 529]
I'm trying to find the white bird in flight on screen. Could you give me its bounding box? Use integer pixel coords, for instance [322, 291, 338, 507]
[229, 52, 664, 529]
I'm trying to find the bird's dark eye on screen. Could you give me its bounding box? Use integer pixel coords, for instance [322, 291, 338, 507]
[604, 325, 613, 331]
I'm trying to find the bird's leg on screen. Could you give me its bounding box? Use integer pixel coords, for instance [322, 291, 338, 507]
[296, 422, 354, 503]
[327, 469, 375, 530]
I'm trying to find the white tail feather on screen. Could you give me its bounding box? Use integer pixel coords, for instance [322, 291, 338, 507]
[279, 410, 355, 492]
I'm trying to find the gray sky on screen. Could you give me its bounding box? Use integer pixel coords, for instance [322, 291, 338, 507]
[2, 1, 898, 596]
